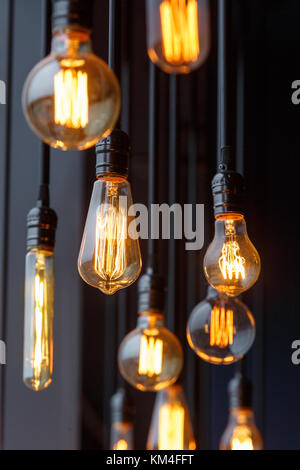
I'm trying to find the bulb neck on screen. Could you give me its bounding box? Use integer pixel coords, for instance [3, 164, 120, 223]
[212, 147, 245, 216]
[96, 129, 130, 178]
[52, 0, 93, 31]
[228, 372, 252, 409]
[51, 26, 92, 55]
[137, 267, 166, 314]
[137, 313, 164, 329]
[110, 388, 134, 423]
[229, 407, 255, 424]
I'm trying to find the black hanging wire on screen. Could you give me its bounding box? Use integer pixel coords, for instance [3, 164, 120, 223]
[218, 0, 227, 154]
[167, 74, 178, 334]
[147, 62, 159, 272]
[39, 0, 52, 207]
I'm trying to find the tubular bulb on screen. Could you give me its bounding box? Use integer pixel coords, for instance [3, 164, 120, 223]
[23, 248, 54, 391]
[22, 25, 120, 150]
[118, 313, 183, 391]
[187, 287, 255, 365]
[146, 0, 210, 74]
[204, 214, 261, 297]
[147, 385, 196, 450]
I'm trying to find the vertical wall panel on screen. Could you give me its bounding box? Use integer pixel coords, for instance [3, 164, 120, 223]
[2, 0, 83, 449]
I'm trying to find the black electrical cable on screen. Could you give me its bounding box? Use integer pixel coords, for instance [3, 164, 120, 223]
[38, 0, 51, 207]
[147, 62, 159, 272]
[108, 0, 121, 78]
[218, 0, 227, 155]
[167, 74, 178, 333]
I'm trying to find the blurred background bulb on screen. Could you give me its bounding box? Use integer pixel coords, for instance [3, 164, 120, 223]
[118, 313, 183, 391]
[22, 24, 120, 150]
[110, 388, 134, 450]
[78, 175, 141, 294]
[220, 409, 263, 450]
[204, 214, 261, 297]
[220, 372, 263, 450]
[187, 287, 255, 365]
[23, 247, 54, 391]
[147, 385, 196, 450]
[146, 0, 210, 74]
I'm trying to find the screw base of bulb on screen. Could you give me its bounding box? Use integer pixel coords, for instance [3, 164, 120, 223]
[212, 146, 245, 216]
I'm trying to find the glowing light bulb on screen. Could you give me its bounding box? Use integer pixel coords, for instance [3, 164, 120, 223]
[113, 439, 128, 450]
[146, 0, 210, 73]
[110, 388, 134, 450]
[78, 131, 141, 295]
[187, 287, 255, 365]
[220, 372, 263, 450]
[118, 313, 183, 391]
[220, 408, 263, 450]
[22, 15, 120, 150]
[23, 248, 54, 391]
[204, 214, 261, 297]
[147, 385, 196, 450]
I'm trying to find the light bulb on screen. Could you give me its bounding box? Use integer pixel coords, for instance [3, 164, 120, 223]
[110, 388, 134, 450]
[23, 201, 57, 391]
[220, 371, 263, 450]
[78, 131, 142, 295]
[220, 409, 263, 450]
[23, 247, 54, 391]
[187, 287, 255, 365]
[22, 1, 120, 150]
[118, 313, 183, 391]
[204, 214, 261, 297]
[147, 385, 196, 450]
[146, 0, 210, 74]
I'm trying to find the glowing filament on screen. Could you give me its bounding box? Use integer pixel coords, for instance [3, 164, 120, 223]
[160, 0, 200, 65]
[113, 440, 128, 450]
[231, 428, 254, 450]
[94, 203, 127, 281]
[138, 336, 163, 377]
[33, 274, 47, 381]
[210, 306, 234, 348]
[158, 404, 184, 450]
[54, 68, 88, 129]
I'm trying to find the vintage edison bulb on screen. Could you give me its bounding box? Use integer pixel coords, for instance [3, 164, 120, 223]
[23, 247, 54, 391]
[110, 389, 134, 450]
[118, 313, 183, 391]
[204, 214, 261, 297]
[146, 0, 210, 74]
[147, 385, 196, 450]
[22, 25, 120, 150]
[187, 287, 255, 365]
[78, 175, 141, 295]
[220, 408, 263, 450]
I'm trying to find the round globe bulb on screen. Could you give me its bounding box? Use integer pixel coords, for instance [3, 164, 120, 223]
[187, 288, 255, 365]
[118, 313, 183, 391]
[22, 26, 120, 151]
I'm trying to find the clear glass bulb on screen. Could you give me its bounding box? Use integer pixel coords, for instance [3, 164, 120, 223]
[22, 26, 121, 151]
[111, 422, 134, 450]
[220, 408, 263, 450]
[204, 214, 261, 297]
[118, 313, 183, 391]
[147, 385, 196, 450]
[23, 247, 54, 391]
[187, 288, 255, 365]
[146, 0, 210, 74]
[78, 175, 141, 295]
